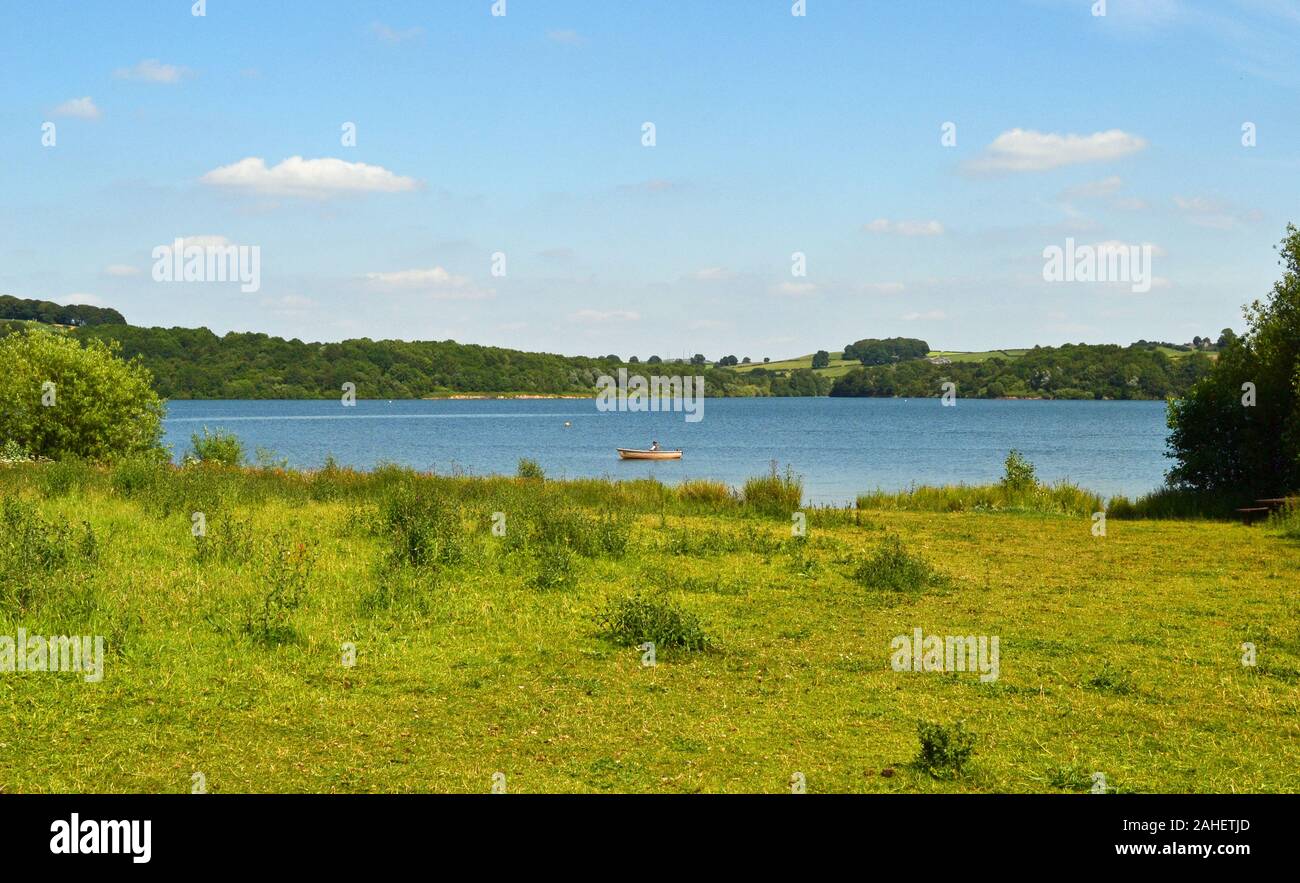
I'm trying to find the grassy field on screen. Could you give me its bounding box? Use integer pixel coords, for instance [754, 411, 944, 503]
[1, 461, 1297, 794]
[732, 352, 862, 377]
[736, 346, 1211, 377]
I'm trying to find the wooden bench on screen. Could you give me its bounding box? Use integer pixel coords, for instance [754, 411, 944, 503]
[1237, 507, 1270, 525]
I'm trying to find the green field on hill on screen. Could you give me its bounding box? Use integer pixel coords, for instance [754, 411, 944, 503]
[2, 461, 1296, 793]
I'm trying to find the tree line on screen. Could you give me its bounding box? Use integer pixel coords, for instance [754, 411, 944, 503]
[0, 294, 126, 327]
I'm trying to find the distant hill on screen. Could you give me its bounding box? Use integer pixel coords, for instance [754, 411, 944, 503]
[0, 294, 126, 327]
[0, 300, 1217, 401]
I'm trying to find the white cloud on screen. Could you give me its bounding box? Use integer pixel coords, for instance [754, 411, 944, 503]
[201, 156, 421, 199]
[371, 22, 424, 43]
[51, 97, 101, 120]
[773, 281, 817, 297]
[861, 282, 906, 294]
[966, 129, 1148, 173]
[863, 219, 945, 236]
[113, 59, 190, 83]
[570, 309, 640, 323]
[365, 266, 493, 300]
[1060, 176, 1124, 200]
[104, 264, 141, 277]
[61, 293, 105, 306]
[900, 310, 946, 321]
[1172, 195, 1258, 230]
[689, 267, 734, 281]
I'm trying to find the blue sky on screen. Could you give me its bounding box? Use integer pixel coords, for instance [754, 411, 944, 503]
[3, 0, 1298, 358]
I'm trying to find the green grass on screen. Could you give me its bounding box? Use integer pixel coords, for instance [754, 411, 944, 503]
[731, 352, 861, 377]
[927, 349, 1031, 363]
[1, 461, 1297, 793]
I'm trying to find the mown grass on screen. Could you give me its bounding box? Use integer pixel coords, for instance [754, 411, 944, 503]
[0, 459, 1297, 794]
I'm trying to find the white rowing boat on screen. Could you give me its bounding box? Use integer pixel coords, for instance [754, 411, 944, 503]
[617, 448, 682, 460]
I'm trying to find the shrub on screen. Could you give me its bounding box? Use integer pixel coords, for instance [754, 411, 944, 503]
[381, 486, 466, 569]
[1001, 449, 1038, 494]
[853, 534, 947, 593]
[0, 439, 33, 463]
[516, 458, 545, 481]
[742, 462, 803, 516]
[596, 592, 712, 651]
[243, 534, 315, 646]
[188, 428, 245, 467]
[193, 512, 255, 565]
[0, 497, 98, 616]
[0, 327, 165, 462]
[529, 542, 578, 590]
[912, 720, 976, 779]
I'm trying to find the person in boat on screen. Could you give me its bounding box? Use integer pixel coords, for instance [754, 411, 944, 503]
[650, 441, 660, 451]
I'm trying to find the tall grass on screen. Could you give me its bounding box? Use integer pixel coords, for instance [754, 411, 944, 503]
[1106, 486, 1254, 520]
[857, 451, 1102, 516]
[742, 462, 804, 516]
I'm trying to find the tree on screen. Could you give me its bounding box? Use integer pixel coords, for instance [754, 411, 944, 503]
[717, 355, 739, 367]
[1216, 328, 1237, 348]
[1167, 225, 1300, 495]
[647, 355, 662, 364]
[811, 350, 830, 369]
[691, 354, 706, 366]
[0, 327, 165, 461]
[741, 357, 750, 364]
[628, 356, 639, 364]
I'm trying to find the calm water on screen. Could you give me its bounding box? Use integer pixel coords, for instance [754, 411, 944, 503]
[162, 398, 1172, 505]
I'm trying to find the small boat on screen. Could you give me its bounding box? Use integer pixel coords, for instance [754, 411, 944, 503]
[617, 448, 682, 460]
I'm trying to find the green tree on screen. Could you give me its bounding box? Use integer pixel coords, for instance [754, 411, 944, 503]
[0, 328, 165, 461]
[1167, 225, 1300, 494]
[811, 350, 830, 369]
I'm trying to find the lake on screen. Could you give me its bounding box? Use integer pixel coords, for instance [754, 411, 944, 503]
[162, 398, 1172, 505]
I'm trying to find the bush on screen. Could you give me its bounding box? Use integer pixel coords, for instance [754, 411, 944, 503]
[742, 462, 803, 516]
[1001, 449, 1038, 494]
[596, 592, 712, 651]
[0, 496, 98, 616]
[193, 512, 255, 565]
[243, 534, 315, 646]
[188, 428, 245, 467]
[853, 534, 948, 593]
[912, 720, 976, 779]
[0, 327, 164, 462]
[529, 542, 578, 590]
[516, 458, 545, 481]
[381, 485, 466, 569]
